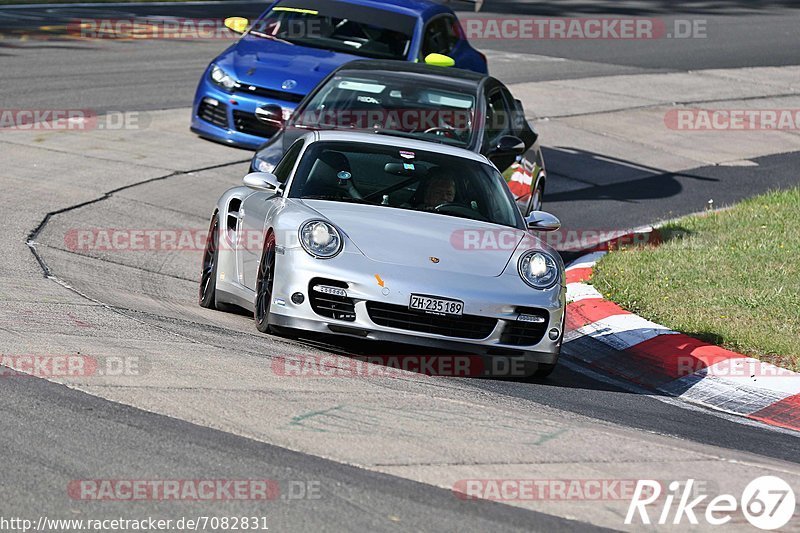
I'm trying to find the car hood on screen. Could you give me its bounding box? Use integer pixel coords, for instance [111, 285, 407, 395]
[299, 200, 527, 277]
[219, 35, 359, 96]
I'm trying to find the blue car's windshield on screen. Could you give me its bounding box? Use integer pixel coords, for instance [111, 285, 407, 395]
[250, 0, 415, 60]
[288, 141, 523, 228]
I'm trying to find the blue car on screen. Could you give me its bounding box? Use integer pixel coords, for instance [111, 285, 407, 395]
[191, 0, 488, 149]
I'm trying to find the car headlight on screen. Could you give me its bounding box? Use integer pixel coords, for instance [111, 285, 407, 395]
[210, 64, 238, 92]
[518, 251, 559, 289]
[299, 220, 343, 259]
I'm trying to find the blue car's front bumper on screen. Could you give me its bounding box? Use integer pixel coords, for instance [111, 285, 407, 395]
[190, 75, 299, 150]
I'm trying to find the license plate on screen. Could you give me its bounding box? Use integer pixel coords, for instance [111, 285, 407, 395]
[409, 294, 463, 316]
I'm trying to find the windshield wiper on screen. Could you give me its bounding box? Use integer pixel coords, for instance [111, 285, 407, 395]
[371, 129, 449, 145]
[294, 122, 339, 130]
[249, 31, 292, 45]
[302, 195, 372, 205]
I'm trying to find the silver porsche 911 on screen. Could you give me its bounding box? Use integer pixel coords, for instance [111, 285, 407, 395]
[199, 131, 565, 377]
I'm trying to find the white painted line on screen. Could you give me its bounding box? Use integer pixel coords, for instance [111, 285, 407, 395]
[693, 358, 800, 396]
[574, 313, 676, 351]
[663, 374, 793, 416]
[566, 282, 602, 303]
[566, 251, 606, 270]
[560, 356, 800, 438]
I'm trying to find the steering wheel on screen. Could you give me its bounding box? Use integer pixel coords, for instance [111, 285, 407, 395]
[433, 202, 489, 222]
[424, 125, 457, 138]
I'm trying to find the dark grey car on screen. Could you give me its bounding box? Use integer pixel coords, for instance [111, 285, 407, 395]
[250, 60, 548, 214]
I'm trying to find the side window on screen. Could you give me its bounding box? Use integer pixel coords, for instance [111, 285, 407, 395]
[443, 16, 461, 52]
[273, 140, 304, 184]
[502, 87, 527, 136]
[483, 89, 511, 149]
[421, 16, 459, 58]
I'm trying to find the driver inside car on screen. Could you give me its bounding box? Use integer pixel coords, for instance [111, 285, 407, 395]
[419, 168, 457, 210]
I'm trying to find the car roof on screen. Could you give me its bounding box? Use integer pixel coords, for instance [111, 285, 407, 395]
[334, 60, 487, 85]
[308, 130, 491, 164]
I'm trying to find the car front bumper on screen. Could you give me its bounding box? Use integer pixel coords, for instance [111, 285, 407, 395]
[265, 247, 565, 362]
[190, 76, 299, 150]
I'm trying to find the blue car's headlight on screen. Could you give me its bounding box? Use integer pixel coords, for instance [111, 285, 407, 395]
[209, 64, 239, 92]
[252, 144, 283, 173]
[299, 220, 343, 259]
[518, 251, 559, 289]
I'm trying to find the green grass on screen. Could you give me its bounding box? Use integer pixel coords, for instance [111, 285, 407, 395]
[592, 187, 800, 372]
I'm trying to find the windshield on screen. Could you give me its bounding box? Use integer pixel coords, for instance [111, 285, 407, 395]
[250, 0, 415, 60]
[292, 73, 477, 148]
[288, 141, 522, 228]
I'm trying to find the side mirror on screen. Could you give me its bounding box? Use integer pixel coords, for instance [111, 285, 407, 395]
[243, 172, 280, 191]
[255, 104, 284, 129]
[224, 17, 249, 34]
[424, 53, 455, 67]
[526, 211, 560, 232]
[491, 135, 526, 156]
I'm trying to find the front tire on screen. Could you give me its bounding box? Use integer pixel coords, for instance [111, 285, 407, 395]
[199, 213, 220, 309]
[254, 232, 277, 333]
[532, 362, 557, 378]
[519, 358, 558, 381]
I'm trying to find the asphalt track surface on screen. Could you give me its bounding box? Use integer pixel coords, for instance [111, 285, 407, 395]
[2, 1, 800, 531]
[2, 0, 800, 231]
[3, 0, 800, 111]
[1, 374, 607, 532]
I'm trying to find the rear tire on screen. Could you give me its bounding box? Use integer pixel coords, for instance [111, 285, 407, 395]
[199, 213, 220, 309]
[254, 232, 277, 334]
